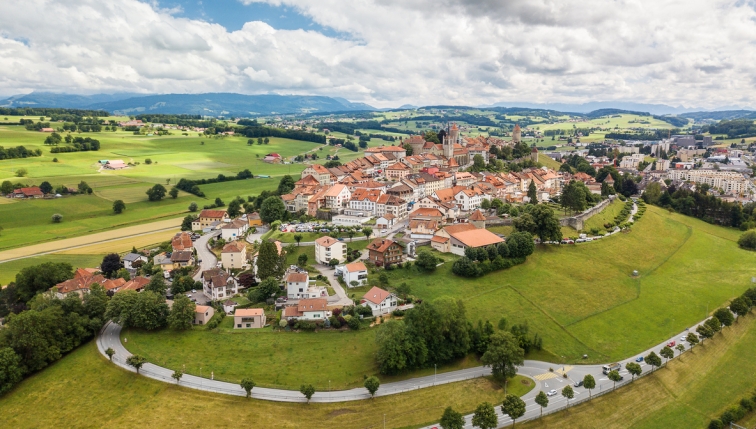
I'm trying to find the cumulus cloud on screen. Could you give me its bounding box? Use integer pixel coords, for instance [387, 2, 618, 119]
[0, 0, 755, 108]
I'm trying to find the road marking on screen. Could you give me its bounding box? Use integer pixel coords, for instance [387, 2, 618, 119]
[533, 372, 559, 381]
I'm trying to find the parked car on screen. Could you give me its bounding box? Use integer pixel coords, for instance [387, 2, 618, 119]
[547, 389, 558, 397]
[636, 356, 644, 362]
[667, 341, 676, 347]
[680, 336, 687, 342]
[574, 380, 583, 387]
[192, 289, 197, 293]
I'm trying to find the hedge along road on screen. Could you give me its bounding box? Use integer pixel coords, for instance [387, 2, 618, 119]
[99, 306, 709, 410]
[0, 217, 181, 263]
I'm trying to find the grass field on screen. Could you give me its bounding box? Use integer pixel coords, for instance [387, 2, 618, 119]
[0, 341, 534, 429]
[521, 312, 756, 429]
[0, 124, 327, 250]
[122, 316, 485, 390]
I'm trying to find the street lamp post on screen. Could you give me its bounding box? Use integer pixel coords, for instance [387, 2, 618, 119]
[434, 364, 437, 385]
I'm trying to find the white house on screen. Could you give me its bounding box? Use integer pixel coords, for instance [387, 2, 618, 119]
[314, 236, 347, 264]
[341, 261, 368, 287]
[454, 188, 485, 211]
[282, 298, 330, 321]
[324, 184, 351, 209]
[220, 218, 249, 241]
[286, 271, 310, 299]
[361, 286, 398, 316]
[122, 253, 147, 270]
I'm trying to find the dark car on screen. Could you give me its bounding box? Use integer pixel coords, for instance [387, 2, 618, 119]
[574, 380, 583, 387]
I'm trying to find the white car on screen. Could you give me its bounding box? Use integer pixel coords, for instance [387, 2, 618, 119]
[546, 389, 558, 397]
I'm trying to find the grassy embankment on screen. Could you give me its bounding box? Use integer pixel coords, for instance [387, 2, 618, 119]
[521, 311, 756, 429]
[0, 341, 533, 429]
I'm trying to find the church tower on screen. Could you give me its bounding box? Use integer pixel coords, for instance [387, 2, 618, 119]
[444, 123, 458, 158]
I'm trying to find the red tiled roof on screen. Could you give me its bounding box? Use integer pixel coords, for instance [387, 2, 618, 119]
[363, 286, 391, 305]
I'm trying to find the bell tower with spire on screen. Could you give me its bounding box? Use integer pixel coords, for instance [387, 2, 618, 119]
[444, 123, 458, 159]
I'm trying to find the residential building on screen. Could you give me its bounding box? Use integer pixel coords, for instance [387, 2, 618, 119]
[300, 164, 334, 185]
[194, 305, 215, 325]
[234, 308, 266, 329]
[154, 251, 194, 272]
[122, 253, 147, 270]
[171, 232, 194, 252]
[324, 184, 351, 209]
[408, 219, 438, 240]
[376, 194, 408, 219]
[221, 241, 248, 270]
[247, 212, 263, 227]
[367, 238, 404, 267]
[223, 300, 238, 314]
[340, 261, 368, 287]
[667, 169, 748, 194]
[221, 218, 249, 241]
[286, 271, 310, 299]
[431, 223, 477, 253]
[282, 298, 330, 321]
[386, 162, 411, 180]
[314, 236, 347, 264]
[619, 153, 645, 169]
[361, 286, 398, 316]
[52, 268, 105, 299]
[198, 209, 229, 228]
[202, 269, 241, 301]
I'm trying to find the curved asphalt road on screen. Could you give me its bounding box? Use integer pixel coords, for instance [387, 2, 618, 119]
[98, 313, 710, 416]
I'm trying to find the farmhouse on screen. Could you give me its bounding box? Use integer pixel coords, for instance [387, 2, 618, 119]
[104, 160, 127, 170]
[361, 286, 398, 316]
[12, 187, 44, 198]
[198, 209, 229, 228]
[447, 228, 504, 256]
[234, 308, 266, 329]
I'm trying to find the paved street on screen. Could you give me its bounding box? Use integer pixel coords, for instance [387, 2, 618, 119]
[192, 230, 220, 281]
[98, 313, 710, 423]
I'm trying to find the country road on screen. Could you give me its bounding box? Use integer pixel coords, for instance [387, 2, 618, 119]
[98, 312, 712, 428]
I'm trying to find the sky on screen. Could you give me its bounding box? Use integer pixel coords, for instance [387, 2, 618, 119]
[0, 0, 755, 108]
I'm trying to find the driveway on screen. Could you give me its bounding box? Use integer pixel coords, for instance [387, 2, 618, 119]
[315, 263, 353, 306]
[192, 230, 220, 281]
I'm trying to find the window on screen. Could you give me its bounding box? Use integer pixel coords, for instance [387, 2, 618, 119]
[237, 324, 241, 328]
[246, 323, 251, 328]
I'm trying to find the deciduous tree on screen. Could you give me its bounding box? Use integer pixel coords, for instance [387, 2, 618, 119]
[501, 394, 526, 426]
[583, 374, 596, 397]
[105, 347, 115, 361]
[608, 369, 622, 389]
[480, 331, 524, 380]
[686, 332, 700, 349]
[534, 390, 549, 417]
[660, 345, 674, 364]
[0, 347, 23, 395]
[257, 241, 285, 281]
[260, 196, 286, 224]
[168, 294, 195, 330]
[472, 402, 498, 429]
[146, 184, 167, 201]
[240, 378, 256, 398]
[625, 362, 642, 380]
[112, 199, 126, 214]
[561, 385, 575, 406]
[364, 376, 380, 398]
[171, 370, 183, 384]
[713, 308, 734, 328]
[126, 354, 147, 374]
[300, 384, 315, 403]
[645, 351, 662, 371]
[439, 406, 465, 429]
[100, 253, 121, 278]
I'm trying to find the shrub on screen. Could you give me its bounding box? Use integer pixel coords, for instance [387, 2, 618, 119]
[392, 309, 405, 317]
[738, 230, 756, 251]
[51, 213, 63, 223]
[348, 316, 361, 330]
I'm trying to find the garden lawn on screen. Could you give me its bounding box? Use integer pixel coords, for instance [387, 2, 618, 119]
[121, 316, 484, 390]
[521, 312, 756, 429]
[0, 340, 534, 429]
[386, 205, 756, 363]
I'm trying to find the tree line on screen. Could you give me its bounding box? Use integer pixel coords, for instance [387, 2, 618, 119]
[375, 297, 540, 378]
[0, 107, 108, 118]
[173, 169, 253, 198]
[643, 182, 754, 228]
[0, 146, 41, 160]
[451, 231, 535, 278]
[237, 125, 326, 144]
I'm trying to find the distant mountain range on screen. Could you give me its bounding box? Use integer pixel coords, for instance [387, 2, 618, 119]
[486, 101, 756, 116]
[0, 92, 376, 116]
